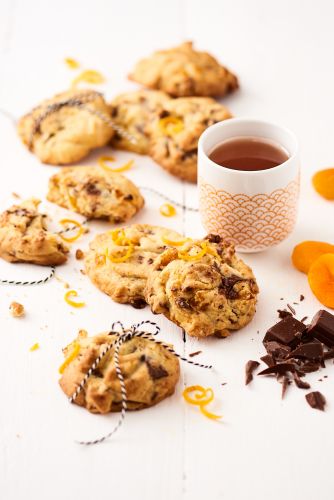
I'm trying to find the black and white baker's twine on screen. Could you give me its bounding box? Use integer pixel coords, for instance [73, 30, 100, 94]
[0, 266, 55, 286]
[70, 320, 212, 446]
[139, 187, 199, 212]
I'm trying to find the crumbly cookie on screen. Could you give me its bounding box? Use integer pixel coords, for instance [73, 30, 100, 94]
[148, 97, 232, 182]
[110, 90, 171, 154]
[129, 41, 238, 97]
[85, 224, 185, 308]
[18, 89, 114, 165]
[145, 234, 259, 338]
[47, 166, 144, 223]
[0, 199, 69, 266]
[59, 329, 180, 413]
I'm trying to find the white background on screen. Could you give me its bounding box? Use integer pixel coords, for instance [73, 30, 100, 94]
[0, 1, 334, 499]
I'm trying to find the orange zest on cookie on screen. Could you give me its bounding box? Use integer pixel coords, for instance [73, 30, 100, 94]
[64, 57, 80, 69]
[162, 235, 189, 247]
[98, 156, 134, 173]
[178, 242, 208, 261]
[59, 341, 80, 374]
[71, 69, 105, 87]
[110, 228, 128, 245]
[64, 290, 85, 308]
[105, 244, 134, 263]
[59, 218, 84, 243]
[312, 168, 334, 200]
[158, 116, 184, 136]
[159, 203, 176, 217]
[183, 385, 222, 420]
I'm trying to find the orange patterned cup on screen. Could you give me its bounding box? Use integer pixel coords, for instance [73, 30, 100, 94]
[198, 118, 300, 253]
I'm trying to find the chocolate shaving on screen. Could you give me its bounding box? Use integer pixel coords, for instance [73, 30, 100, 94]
[292, 372, 310, 389]
[305, 391, 326, 411]
[260, 354, 275, 367]
[189, 351, 202, 358]
[287, 303, 296, 315]
[300, 316, 308, 323]
[288, 342, 324, 361]
[281, 375, 290, 399]
[245, 360, 260, 385]
[258, 363, 297, 376]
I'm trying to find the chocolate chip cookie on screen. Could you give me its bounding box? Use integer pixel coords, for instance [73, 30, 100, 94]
[85, 224, 185, 308]
[47, 166, 144, 223]
[18, 89, 113, 165]
[148, 97, 232, 182]
[129, 41, 238, 97]
[0, 198, 69, 265]
[110, 89, 171, 154]
[59, 329, 180, 413]
[145, 234, 259, 338]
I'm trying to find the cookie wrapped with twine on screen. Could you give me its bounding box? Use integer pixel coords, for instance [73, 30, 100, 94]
[59, 320, 212, 445]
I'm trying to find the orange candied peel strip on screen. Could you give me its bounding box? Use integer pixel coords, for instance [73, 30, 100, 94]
[71, 69, 105, 87]
[59, 218, 84, 243]
[291, 241, 334, 274]
[158, 116, 184, 136]
[110, 228, 128, 245]
[105, 244, 134, 263]
[59, 341, 80, 374]
[308, 253, 334, 309]
[98, 156, 134, 173]
[64, 290, 85, 308]
[29, 343, 40, 352]
[160, 203, 176, 217]
[162, 235, 190, 247]
[312, 168, 334, 200]
[183, 385, 222, 420]
[66, 189, 78, 210]
[178, 242, 208, 261]
[64, 57, 80, 69]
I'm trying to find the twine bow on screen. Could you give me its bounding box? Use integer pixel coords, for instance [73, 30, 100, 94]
[69, 320, 212, 446]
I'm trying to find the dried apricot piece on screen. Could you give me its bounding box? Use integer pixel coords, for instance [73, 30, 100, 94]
[312, 169, 334, 200]
[292, 241, 334, 274]
[308, 253, 334, 308]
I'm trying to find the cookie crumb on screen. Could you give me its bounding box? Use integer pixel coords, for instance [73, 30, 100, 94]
[12, 192, 21, 199]
[189, 350, 202, 358]
[75, 249, 84, 260]
[9, 301, 25, 317]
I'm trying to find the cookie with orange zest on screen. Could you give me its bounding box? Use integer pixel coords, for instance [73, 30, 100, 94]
[148, 96, 232, 182]
[109, 89, 171, 154]
[47, 166, 144, 223]
[84, 224, 184, 308]
[145, 234, 258, 338]
[0, 198, 69, 266]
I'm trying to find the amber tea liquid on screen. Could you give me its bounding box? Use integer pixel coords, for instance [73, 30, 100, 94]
[209, 136, 290, 171]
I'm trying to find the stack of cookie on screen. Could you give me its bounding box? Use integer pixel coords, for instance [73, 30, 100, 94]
[17, 41, 237, 182]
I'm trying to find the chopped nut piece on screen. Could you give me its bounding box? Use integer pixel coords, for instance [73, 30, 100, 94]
[75, 249, 84, 260]
[9, 301, 25, 317]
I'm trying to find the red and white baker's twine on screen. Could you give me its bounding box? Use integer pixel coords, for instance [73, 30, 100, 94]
[70, 320, 212, 446]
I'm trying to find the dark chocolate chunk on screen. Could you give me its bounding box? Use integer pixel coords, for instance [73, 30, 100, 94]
[288, 342, 324, 361]
[324, 348, 334, 360]
[307, 310, 334, 347]
[205, 234, 221, 244]
[260, 354, 276, 367]
[245, 360, 260, 385]
[300, 361, 321, 373]
[147, 258, 154, 265]
[258, 363, 297, 376]
[305, 391, 326, 411]
[263, 316, 306, 348]
[176, 298, 192, 309]
[277, 309, 293, 319]
[124, 194, 134, 201]
[264, 341, 291, 361]
[218, 275, 246, 299]
[189, 351, 202, 358]
[85, 183, 101, 195]
[146, 361, 168, 380]
[292, 372, 311, 389]
[131, 298, 147, 309]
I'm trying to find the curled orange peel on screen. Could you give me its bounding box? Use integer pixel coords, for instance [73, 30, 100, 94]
[64, 290, 85, 308]
[183, 385, 222, 420]
[178, 242, 208, 261]
[98, 156, 134, 173]
[59, 341, 80, 374]
[160, 203, 176, 217]
[59, 218, 84, 243]
[159, 116, 184, 136]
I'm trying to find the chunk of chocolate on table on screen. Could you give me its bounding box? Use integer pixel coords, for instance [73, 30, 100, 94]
[307, 310, 334, 347]
[263, 316, 307, 348]
[245, 360, 260, 385]
[305, 391, 326, 411]
[288, 342, 324, 361]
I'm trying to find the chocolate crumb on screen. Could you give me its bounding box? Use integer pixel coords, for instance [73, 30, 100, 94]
[189, 351, 202, 358]
[301, 316, 308, 323]
[305, 391, 326, 411]
[131, 298, 146, 309]
[287, 303, 296, 315]
[300, 294, 305, 302]
[277, 309, 293, 319]
[292, 372, 311, 389]
[75, 249, 84, 260]
[221, 382, 227, 386]
[245, 360, 260, 385]
[260, 354, 275, 367]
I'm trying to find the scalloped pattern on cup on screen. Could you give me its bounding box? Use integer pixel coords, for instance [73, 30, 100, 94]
[199, 177, 299, 251]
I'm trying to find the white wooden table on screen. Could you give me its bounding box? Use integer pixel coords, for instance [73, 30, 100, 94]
[1, 1, 334, 499]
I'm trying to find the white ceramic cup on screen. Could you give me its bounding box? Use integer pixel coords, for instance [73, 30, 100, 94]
[198, 118, 300, 253]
